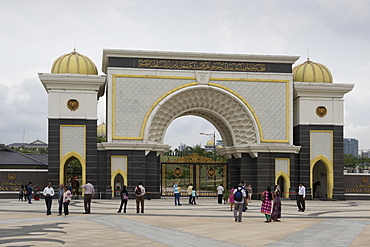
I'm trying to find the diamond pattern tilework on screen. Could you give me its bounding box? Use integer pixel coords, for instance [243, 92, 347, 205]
[311, 131, 333, 162]
[115, 77, 194, 137]
[212, 80, 287, 141]
[148, 87, 257, 146]
[111, 156, 127, 174]
[61, 126, 85, 158]
[275, 158, 289, 176]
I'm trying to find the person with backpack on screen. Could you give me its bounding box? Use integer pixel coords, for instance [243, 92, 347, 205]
[233, 183, 247, 222]
[135, 182, 145, 213]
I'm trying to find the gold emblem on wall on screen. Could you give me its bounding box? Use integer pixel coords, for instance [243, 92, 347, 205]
[207, 168, 216, 178]
[362, 177, 368, 184]
[67, 99, 79, 111]
[8, 174, 16, 180]
[173, 168, 182, 177]
[316, 106, 327, 117]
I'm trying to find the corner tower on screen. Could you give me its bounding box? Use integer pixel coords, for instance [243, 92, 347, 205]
[39, 50, 106, 194]
[292, 58, 354, 199]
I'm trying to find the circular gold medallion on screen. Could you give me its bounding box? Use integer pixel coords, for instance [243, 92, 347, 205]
[173, 168, 182, 177]
[67, 99, 79, 111]
[361, 177, 368, 184]
[8, 173, 16, 180]
[316, 106, 327, 118]
[207, 168, 216, 178]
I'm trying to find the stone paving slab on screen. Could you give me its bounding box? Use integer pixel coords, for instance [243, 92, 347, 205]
[0, 198, 370, 246]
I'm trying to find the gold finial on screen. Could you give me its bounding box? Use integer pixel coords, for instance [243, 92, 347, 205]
[307, 48, 310, 61]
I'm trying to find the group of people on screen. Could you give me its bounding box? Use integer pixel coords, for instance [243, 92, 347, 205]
[21, 180, 95, 216]
[19, 182, 40, 203]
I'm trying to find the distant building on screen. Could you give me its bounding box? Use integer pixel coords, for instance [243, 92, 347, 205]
[344, 138, 359, 156]
[204, 139, 223, 152]
[8, 140, 48, 152]
[0, 144, 48, 198]
[178, 143, 186, 151]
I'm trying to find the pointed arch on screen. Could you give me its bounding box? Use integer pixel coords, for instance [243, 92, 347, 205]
[310, 155, 334, 198]
[275, 171, 290, 199]
[60, 151, 86, 187]
[111, 169, 127, 197]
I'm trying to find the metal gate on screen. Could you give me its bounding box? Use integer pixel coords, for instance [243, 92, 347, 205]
[161, 153, 227, 197]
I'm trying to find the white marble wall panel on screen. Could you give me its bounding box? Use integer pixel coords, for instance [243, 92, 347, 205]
[275, 158, 289, 175]
[61, 126, 85, 158]
[111, 156, 127, 174]
[114, 77, 194, 138]
[310, 131, 333, 162]
[211, 80, 287, 141]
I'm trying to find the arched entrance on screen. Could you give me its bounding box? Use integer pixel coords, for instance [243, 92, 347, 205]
[277, 176, 285, 198]
[311, 156, 333, 199]
[113, 173, 124, 196]
[312, 161, 327, 198]
[64, 157, 82, 197]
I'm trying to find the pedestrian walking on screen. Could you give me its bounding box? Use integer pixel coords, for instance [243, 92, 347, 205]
[271, 185, 282, 222]
[233, 183, 247, 222]
[57, 184, 64, 216]
[135, 183, 145, 213]
[63, 185, 72, 216]
[27, 182, 33, 204]
[42, 182, 55, 215]
[247, 185, 253, 204]
[217, 184, 224, 204]
[191, 188, 196, 205]
[187, 183, 193, 204]
[117, 185, 129, 213]
[228, 186, 236, 211]
[19, 185, 24, 201]
[260, 187, 273, 223]
[81, 180, 95, 214]
[297, 183, 306, 212]
[173, 179, 181, 206]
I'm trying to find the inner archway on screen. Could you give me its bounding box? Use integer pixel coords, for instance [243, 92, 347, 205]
[277, 176, 285, 198]
[114, 173, 124, 197]
[145, 85, 259, 148]
[312, 161, 327, 198]
[64, 157, 82, 197]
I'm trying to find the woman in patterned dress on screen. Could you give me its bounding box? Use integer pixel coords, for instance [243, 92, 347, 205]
[260, 187, 273, 223]
[271, 185, 282, 222]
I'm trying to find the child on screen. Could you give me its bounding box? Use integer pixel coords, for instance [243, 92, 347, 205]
[191, 189, 196, 204]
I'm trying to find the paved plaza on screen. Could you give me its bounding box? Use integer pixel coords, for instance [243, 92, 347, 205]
[0, 197, 369, 246]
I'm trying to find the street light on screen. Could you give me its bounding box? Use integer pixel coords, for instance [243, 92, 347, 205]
[200, 131, 216, 158]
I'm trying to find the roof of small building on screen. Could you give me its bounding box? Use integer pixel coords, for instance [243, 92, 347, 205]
[0, 145, 48, 168]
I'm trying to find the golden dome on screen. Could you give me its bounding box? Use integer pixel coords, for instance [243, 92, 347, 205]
[293, 59, 333, 83]
[206, 140, 215, 146]
[51, 49, 98, 75]
[97, 122, 106, 136]
[216, 145, 223, 149]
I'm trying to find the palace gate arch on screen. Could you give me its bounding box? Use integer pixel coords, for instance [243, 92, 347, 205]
[39, 49, 353, 199]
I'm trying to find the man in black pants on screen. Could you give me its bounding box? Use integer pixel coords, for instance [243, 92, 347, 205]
[42, 182, 55, 215]
[297, 183, 306, 212]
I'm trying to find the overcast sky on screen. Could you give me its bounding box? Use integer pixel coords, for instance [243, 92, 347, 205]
[1, 1, 370, 150]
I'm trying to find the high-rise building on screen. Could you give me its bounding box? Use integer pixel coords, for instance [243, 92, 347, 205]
[344, 138, 358, 157]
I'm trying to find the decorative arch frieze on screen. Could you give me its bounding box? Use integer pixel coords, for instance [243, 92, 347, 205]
[146, 85, 259, 146]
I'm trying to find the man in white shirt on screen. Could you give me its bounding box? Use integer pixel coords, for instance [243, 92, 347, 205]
[217, 184, 224, 204]
[42, 182, 55, 215]
[297, 183, 306, 212]
[135, 182, 146, 213]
